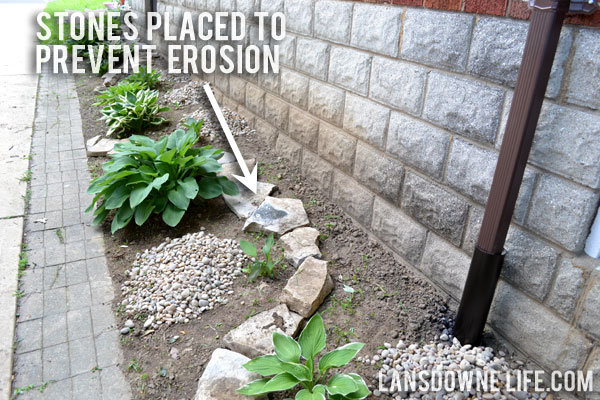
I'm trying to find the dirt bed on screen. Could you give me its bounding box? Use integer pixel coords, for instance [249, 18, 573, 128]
[75, 63, 454, 400]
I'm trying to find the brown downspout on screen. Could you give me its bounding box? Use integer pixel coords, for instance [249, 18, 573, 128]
[454, 0, 598, 345]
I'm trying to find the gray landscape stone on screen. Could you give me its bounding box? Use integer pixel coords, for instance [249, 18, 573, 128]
[223, 304, 304, 358]
[102, 71, 120, 86]
[531, 102, 600, 189]
[331, 171, 374, 227]
[223, 181, 277, 219]
[386, 112, 449, 180]
[295, 38, 329, 80]
[288, 108, 319, 150]
[284, 0, 313, 35]
[194, 348, 264, 400]
[401, 172, 468, 246]
[264, 94, 289, 131]
[502, 227, 558, 300]
[419, 233, 471, 300]
[527, 174, 600, 252]
[217, 159, 256, 181]
[546, 257, 586, 320]
[280, 69, 309, 109]
[445, 138, 497, 204]
[275, 134, 302, 167]
[566, 29, 600, 110]
[328, 47, 371, 95]
[369, 58, 427, 115]
[301, 150, 333, 192]
[86, 135, 123, 157]
[280, 257, 333, 317]
[371, 198, 427, 265]
[490, 282, 592, 372]
[401, 9, 473, 72]
[308, 80, 345, 126]
[423, 72, 504, 145]
[468, 18, 572, 98]
[350, 3, 402, 56]
[243, 196, 309, 235]
[578, 277, 600, 340]
[217, 151, 236, 165]
[462, 205, 483, 255]
[280, 227, 321, 267]
[318, 124, 356, 173]
[343, 95, 389, 150]
[314, 0, 352, 43]
[353, 143, 404, 201]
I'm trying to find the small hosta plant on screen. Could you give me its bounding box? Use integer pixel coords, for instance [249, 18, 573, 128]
[86, 119, 239, 233]
[94, 81, 146, 106]
[239, 234, 282, 282]
[124, 66, 161, 89]
[238, 313, 370, 399]
[100, 89, 169, 138]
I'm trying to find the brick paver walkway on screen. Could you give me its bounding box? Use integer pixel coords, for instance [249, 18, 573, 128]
[11, 69, 131, 400]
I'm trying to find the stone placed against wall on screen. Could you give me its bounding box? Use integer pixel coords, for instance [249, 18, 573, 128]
[139, 0, 600, 377]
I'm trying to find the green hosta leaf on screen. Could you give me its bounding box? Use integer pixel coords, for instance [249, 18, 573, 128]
[299, 314, 326, 362]
[129, 183, 154, 208]
[218, 176, 240, 196]
[198, 158, 222, 174]
[279, 362, 312, 382]
[168, 186, 190, 210]
[343, 374, 370, 399]
[318, 342, 364, 373]
[262, 234, 274, 258]
[162, 203, 185, 227]
[239, 240, 257, 258]
[197, 177, 222, 199]
[242, 355, 284, 377]
[105, 185, 131, 210]
[326, 374, 358, 396]
[158, 148, 176, 163]
[263, 372, 300, 392]
[296, 385, 326, 400]
[153, 173, 170, 190]
[237, 378, 271, 395]
[179, 177, 199, 199]
[134, 200, 155, 226]
[111, 202, 134, 233]
[273, 332, 301, 363]
[92, 207, 109, 226]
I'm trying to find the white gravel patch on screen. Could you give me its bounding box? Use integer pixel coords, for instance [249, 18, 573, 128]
[120, 229, 248, 330]
[364, 338, 549, 400]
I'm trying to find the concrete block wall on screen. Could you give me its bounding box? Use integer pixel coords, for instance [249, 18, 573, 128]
[129, 0, 600, 388]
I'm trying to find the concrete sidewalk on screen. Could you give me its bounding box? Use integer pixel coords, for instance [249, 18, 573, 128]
[0, 2, 42, 399]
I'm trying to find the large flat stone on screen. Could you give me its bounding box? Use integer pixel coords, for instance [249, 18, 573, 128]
[280, 257, 333, 317]
[86, 135, 124, 157]
[223, 181, 277, 219]
[280, 227, 321, 267]
[243, 196, 309, 236]
[193, 348, 264, 400]
[223, 304, 303, 358]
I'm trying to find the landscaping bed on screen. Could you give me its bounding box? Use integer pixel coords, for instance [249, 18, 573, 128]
[75, 63, 456, 399]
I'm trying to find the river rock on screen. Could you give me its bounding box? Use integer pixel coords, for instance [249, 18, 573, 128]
[243, 197, 309, 236]
[280, 227, 321, 267]
[217, 151, 236, 165]
[223, 181, 277, 219]
[280, 257, 333, 317]
[223, 304, 303, 358]
[193, 348, 264, 400]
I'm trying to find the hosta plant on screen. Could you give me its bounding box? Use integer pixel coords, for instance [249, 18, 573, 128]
[85, 120, 240, 233]
[124, 66, 161, 89]
[100, 89, 169, 138]
[94, 81, 146, 106]
[239, 234, 282, 282]
[238, 313, 370, 400]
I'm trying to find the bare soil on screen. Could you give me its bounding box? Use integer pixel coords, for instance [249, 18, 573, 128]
[75, 63, 454, 400]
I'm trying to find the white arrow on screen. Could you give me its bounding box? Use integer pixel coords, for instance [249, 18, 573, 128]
[203, 83, 258, 194]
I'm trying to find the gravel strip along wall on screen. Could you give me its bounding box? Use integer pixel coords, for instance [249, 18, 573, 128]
[129, 0, 600, 381]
